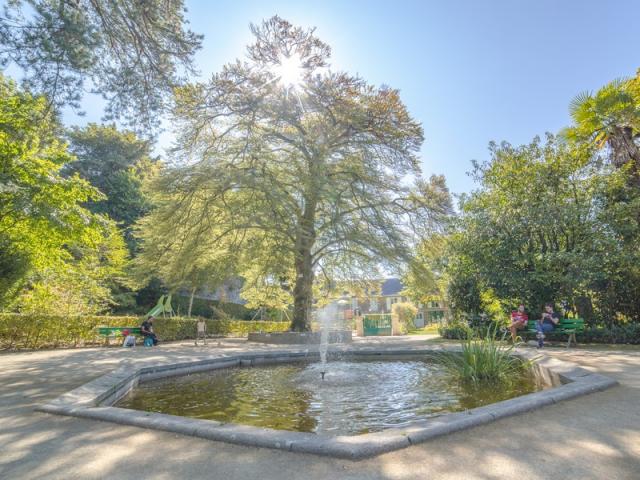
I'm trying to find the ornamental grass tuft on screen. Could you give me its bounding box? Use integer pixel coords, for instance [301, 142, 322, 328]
[441, 327, 529, 385]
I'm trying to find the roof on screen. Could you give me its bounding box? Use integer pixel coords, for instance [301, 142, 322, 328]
[380, 278, 404, 296]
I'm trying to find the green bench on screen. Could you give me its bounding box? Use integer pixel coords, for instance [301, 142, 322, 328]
[521, 318, 585, 347]
[97, 326, 142, 346]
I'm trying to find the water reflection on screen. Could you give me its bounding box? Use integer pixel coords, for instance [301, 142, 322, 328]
[118, 356, 545, 435]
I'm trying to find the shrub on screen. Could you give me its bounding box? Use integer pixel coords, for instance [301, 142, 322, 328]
[439, 321, 473, 339]
[0, 314, 138, 349]
[392, 302, 419, 334]
[576, 324, 640, 345]
[439, 319, 640, 345]
[0, 314, 289, 350]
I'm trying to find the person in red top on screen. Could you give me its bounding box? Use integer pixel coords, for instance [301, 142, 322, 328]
[509, 304, 528, 342]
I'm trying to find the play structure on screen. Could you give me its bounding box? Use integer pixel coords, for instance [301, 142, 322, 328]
[146, 294, 174, 318]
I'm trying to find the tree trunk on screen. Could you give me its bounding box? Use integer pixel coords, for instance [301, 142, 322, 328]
[609, 127, 640, 175]
[188, 286, 196, 317]
[291, 248, 314, 331]
[290, 192, 318, 331]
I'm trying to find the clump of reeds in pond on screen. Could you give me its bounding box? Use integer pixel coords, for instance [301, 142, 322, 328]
[441, 328, 530, 385]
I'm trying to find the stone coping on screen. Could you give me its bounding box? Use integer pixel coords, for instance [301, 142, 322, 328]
[248, 330, 352, 344]
[36, 346, 618, 459]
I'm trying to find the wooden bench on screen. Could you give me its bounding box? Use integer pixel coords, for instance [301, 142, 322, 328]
[521, 318, 585, 347]
[97, 326, 142, 346]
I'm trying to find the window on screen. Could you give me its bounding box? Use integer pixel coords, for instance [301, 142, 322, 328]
[370, 297, 378, 312]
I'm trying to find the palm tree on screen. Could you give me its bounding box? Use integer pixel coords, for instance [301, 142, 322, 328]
[566, 73, 640, 172]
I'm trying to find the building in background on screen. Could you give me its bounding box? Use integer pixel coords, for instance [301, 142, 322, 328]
[343, 278, 448, 328]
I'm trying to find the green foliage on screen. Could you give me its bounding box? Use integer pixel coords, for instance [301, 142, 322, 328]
[402, 232, 448, 305]
[438, 321, 473, 340]
[440, 321, 640, 345]
[392, 302, 418, 333]
[0, 314, 138, 349]
[0, 235, 29, 304]
[565, 72, 640, 171]
[66, 123, 159, 254]
[439, 330, 528, 385]
[576, 324, 640, 344]
[0, 0, 202, 133]
[0, 74, 128, 312]
[445, 133, 640, 324]
[171, 295, 258, 320]
[0, 314, 289, 350]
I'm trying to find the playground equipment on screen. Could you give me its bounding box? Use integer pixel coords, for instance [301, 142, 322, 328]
[146, 294, 174, 318]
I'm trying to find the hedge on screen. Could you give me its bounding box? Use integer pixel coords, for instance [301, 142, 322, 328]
[439, 321, 640, 345]
[0, 314, 290, 350]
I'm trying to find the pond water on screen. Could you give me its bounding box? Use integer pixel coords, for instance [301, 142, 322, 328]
[117, 356, 548, 435]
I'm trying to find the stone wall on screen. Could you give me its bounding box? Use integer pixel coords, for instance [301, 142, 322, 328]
[248, 330, 352, 344]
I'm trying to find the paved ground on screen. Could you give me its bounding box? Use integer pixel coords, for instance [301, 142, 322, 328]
[1, 336, 639, 479]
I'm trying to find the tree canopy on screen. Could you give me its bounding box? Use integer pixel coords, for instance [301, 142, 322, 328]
[136, 17, 451, 330]
[0, 0, 202, 134]
[444, 133, 640, 324]
[0, 74, 127, 311]
[66, 123, 159, 253]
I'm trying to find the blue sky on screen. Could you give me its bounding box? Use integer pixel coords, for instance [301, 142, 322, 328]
[36, 1, 640, 194]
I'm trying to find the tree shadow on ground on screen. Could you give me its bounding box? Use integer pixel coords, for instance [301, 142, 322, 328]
[0, 343, 639, 479]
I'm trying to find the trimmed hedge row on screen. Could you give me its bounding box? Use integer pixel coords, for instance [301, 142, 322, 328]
[439, 321, 640, 345]
[0, 314, 290, 350]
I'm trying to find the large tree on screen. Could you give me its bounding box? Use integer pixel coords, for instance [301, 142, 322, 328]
[0, 0, 202, 133]
[139, 17, 449, 330]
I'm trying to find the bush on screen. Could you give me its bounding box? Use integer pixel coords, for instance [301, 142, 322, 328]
[439, 319, 640, 345]
[392, 302, 418, 334]
[439, 321, 473, 339]
[576, 324, 640, 345]
[0, 314, 138, 349]
[0, 314, 289, 350]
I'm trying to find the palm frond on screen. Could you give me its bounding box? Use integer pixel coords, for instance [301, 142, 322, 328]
[569, 90, 592, 118]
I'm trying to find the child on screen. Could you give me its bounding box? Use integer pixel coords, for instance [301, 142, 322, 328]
[122, 329, 136, 348]
[195, 319, 207, 346]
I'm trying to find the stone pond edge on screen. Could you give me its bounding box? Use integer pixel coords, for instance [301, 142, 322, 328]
[35, 346, 618, 460]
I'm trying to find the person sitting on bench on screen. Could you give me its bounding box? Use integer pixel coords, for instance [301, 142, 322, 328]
[140, 316, 159, 346]
[509, 303, 528, 342]
[536, 303, 559, 348]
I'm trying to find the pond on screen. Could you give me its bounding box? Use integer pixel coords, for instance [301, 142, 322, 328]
[117, 356, 549, 435]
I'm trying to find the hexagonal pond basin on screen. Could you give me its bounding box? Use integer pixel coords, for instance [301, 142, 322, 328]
[116, 355, 552, 436]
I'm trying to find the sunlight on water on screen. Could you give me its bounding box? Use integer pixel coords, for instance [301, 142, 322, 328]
[118, 356, 546, 435]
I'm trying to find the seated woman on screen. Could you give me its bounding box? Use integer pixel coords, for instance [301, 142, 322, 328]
[509, 304, 528, 342]
[140, 315, 159, 346]
[536, 303, 560, 348]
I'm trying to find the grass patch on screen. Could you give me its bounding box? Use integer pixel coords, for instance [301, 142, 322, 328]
[407, 324, 440, 335]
